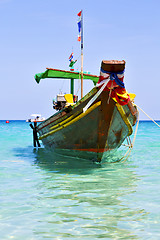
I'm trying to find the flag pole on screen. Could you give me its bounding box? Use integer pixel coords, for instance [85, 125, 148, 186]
[80, 10, 83, 99]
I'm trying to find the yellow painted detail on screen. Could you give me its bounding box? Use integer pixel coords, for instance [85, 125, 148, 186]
[50, 108, 82, 130]
[39, 101, 101, 140]
[116, 104, 133, 136]
[128, 93, 136, 101]
[113, 92, 136, 103]
[116, 92, 129, 99]
[64, 94, 74, 105]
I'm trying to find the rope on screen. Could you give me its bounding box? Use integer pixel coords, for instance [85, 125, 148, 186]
[102, 110, 139, 164]
[119, 110, 139, 163]
[135, 105, 160, 128]
[107, 81, 113, 104]
[119, 102, 160, 162]
[101, 104, 160, 164]
[59, 80, 65, 93]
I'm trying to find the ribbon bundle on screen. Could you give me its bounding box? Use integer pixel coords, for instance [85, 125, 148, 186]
[97, 68, 130, 106]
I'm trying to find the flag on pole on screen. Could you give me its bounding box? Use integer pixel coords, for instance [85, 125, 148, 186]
[69, 52, 73, 62]
[77, 11, 82, 42]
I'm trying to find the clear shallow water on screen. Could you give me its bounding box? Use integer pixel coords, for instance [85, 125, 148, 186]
[0, 120, 160, 239]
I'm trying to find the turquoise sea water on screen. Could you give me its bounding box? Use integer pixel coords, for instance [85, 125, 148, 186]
[0, 120, 160, 239]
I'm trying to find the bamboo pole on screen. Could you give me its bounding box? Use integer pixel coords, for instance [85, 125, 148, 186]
[81, 49, 83, 98]
[81, 10, 83, 99]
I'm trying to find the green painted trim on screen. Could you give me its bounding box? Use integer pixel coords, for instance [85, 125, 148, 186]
[70, 79, 74, 95]
[34, 68, 99, 85]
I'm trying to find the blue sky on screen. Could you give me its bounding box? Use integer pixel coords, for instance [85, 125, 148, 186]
[0, 0, 160, 120]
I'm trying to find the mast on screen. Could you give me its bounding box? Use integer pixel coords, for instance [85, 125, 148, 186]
[80, 10, 83, 99]
[77, 10, 83, 99]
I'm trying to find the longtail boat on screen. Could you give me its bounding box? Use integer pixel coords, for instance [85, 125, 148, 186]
[32, 11, 138, 162]
[33, 60, 138, 162]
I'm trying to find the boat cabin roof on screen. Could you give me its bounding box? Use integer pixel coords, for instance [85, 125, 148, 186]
[34, 68, 99, 85]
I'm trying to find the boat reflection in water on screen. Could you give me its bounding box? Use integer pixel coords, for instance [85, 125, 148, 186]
[32, 147, 147, 240]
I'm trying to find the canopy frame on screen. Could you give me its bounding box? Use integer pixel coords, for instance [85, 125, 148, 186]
[34, 68, 99, 95]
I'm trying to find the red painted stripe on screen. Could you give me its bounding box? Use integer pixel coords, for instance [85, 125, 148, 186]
[75, 148, 108, 153]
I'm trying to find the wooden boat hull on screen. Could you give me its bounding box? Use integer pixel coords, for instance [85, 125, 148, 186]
[37, 88, 137, 162]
